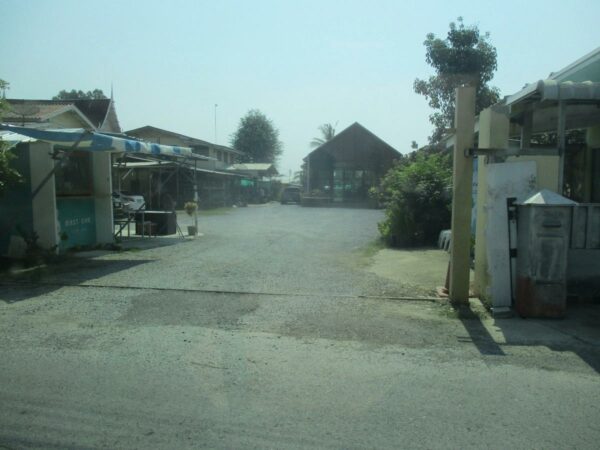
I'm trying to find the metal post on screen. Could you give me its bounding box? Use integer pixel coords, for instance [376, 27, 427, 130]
[306, 157, 311, 193]
[557, 101, 567, 194]
[194, 159, 198, 231]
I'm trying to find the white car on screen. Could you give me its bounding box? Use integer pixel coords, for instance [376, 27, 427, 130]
[113, 191, 145, 212]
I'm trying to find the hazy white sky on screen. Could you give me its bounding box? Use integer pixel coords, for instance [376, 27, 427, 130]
[2, 0, 599, 178]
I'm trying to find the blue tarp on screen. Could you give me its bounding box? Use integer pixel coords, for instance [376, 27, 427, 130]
[0, 124, 201, 158]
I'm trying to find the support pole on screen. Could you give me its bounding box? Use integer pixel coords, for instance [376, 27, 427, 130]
[557, 101, 567, 194]
[306, 156, 311, 193]
[449, 86, 476, 304]
[193, 160, 198, 231]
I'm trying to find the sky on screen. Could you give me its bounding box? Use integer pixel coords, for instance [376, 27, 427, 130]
[2, 0, 600, 180]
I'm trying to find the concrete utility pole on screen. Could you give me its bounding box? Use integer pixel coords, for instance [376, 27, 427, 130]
[449, 86, 476, 304]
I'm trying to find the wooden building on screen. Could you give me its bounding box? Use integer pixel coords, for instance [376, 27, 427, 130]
[304, 122, 400, 204]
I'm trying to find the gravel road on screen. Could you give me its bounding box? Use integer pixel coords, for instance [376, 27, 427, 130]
[1, 204, 599, 449]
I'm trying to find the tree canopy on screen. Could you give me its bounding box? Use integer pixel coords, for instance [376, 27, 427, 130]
[414, 17, 500, 145]
[230, 109, 283, 165]
[310, 123, 336, 148]
[52, 89, 107, 100]
[0, 78, 23, 197]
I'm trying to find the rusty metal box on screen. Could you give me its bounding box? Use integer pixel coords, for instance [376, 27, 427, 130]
[515, 190, 576, 318]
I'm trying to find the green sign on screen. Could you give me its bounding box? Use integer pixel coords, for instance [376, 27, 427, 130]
[56, 198, 96, 250]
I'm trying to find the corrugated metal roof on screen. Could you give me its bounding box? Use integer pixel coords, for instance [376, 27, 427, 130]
[506, 80, 600, 106]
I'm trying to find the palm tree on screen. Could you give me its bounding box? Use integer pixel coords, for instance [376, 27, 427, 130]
[310, 123, 337, 148]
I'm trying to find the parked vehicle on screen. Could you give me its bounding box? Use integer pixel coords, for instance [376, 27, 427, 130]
[112, 191, 145, 212]
[281, 186, 302, 204]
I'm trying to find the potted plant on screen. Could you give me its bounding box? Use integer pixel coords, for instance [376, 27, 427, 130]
[184, 201, 198, 236]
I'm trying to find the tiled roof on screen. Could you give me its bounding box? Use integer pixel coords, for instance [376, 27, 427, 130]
[3, 100, 74, 122]
[3, 98, 119, 132]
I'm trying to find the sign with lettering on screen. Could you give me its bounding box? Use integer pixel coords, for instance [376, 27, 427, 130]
[56, 198, 96, 250]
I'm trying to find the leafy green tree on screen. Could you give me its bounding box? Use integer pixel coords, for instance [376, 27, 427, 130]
[414, 17, 500, 145]
[0, 145, 23, 197]
[310, 123, 336, 148]
[376, 153, 452, 247]
[52, 88, 107, 100]
[0, 78, 23, 197]
[231, 109, 283, 165]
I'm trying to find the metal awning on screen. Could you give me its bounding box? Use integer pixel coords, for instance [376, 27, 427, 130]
[0, 124, 209, 159]
[506, 80, 600, 107]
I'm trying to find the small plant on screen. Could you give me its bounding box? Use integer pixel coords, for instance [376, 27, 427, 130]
[184, 201, 198, 216]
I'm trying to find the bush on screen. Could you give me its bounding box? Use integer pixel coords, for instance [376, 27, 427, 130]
[375, 153, 452, 247]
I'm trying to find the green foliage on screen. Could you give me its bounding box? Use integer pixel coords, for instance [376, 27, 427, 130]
[376, 153, 452, 247]
[231, 109, 282, 166]
[0, 144, 23, 197]
[310, 123, 337, 148]
[414, 17, 500, 145]
[52, 89, 107, 100]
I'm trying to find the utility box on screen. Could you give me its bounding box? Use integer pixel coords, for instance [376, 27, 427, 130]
[515, 190, 577, 318]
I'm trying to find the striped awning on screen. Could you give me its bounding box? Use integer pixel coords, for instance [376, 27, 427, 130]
[0, 124, 204, 159]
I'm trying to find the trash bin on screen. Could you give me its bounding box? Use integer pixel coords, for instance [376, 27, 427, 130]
[515, 190, 577, 318]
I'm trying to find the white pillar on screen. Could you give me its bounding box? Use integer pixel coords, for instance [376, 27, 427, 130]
[449, 86, 476, 304]
[474, 106, 509, 300]
[29, 142, 59, 252]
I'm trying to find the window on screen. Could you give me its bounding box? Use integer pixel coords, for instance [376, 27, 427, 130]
[55, 151, 93, 196]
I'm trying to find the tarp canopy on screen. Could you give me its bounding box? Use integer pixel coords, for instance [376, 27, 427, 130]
[0, 124, 207, 159]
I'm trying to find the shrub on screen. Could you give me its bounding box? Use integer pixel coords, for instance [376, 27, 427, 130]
[376, 153, 452, 247]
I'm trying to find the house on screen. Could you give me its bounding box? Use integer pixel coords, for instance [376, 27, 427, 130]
[446, 47, 600, 314]
[123, 126, 245, 208]
[0, 97, 121, 255]
[303, 122, 400, 204]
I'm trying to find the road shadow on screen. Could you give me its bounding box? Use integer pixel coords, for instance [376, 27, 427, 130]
[494, 303, 600, 374]
[451, 301, 600, 373]
[451, 303, 506, 356]
[0, 258, 154, 303]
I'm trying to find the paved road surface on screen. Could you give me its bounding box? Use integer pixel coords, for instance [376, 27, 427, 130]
[1, 204, 599, 449]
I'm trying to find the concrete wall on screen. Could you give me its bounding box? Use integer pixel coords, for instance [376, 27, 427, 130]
[484, 161, 537, 309]
[506, 156, 560, 192]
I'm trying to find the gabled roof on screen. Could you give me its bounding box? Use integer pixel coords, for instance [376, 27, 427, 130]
[3, 98, 121, 133]
[304, 122, 400, 161]
[228, 163, 279, 176]
[126, 125, 243, 155]
[74, 98, 122, 133]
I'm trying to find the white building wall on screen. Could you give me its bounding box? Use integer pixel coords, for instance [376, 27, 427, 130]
[485, 161, 537, 310]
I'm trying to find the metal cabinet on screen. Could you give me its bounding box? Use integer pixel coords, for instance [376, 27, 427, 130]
[515, 190, 576, 318]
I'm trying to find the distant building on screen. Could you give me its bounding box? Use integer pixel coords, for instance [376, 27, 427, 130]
[123, 126, 245, 208]
[303, 122, 400, 204]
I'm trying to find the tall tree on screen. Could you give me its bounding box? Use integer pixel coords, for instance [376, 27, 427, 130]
[310, 123, 337, 148]
[52, 88, 107, 100]
[414, 17, 500, 145]
[231, 109, 283, 165]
